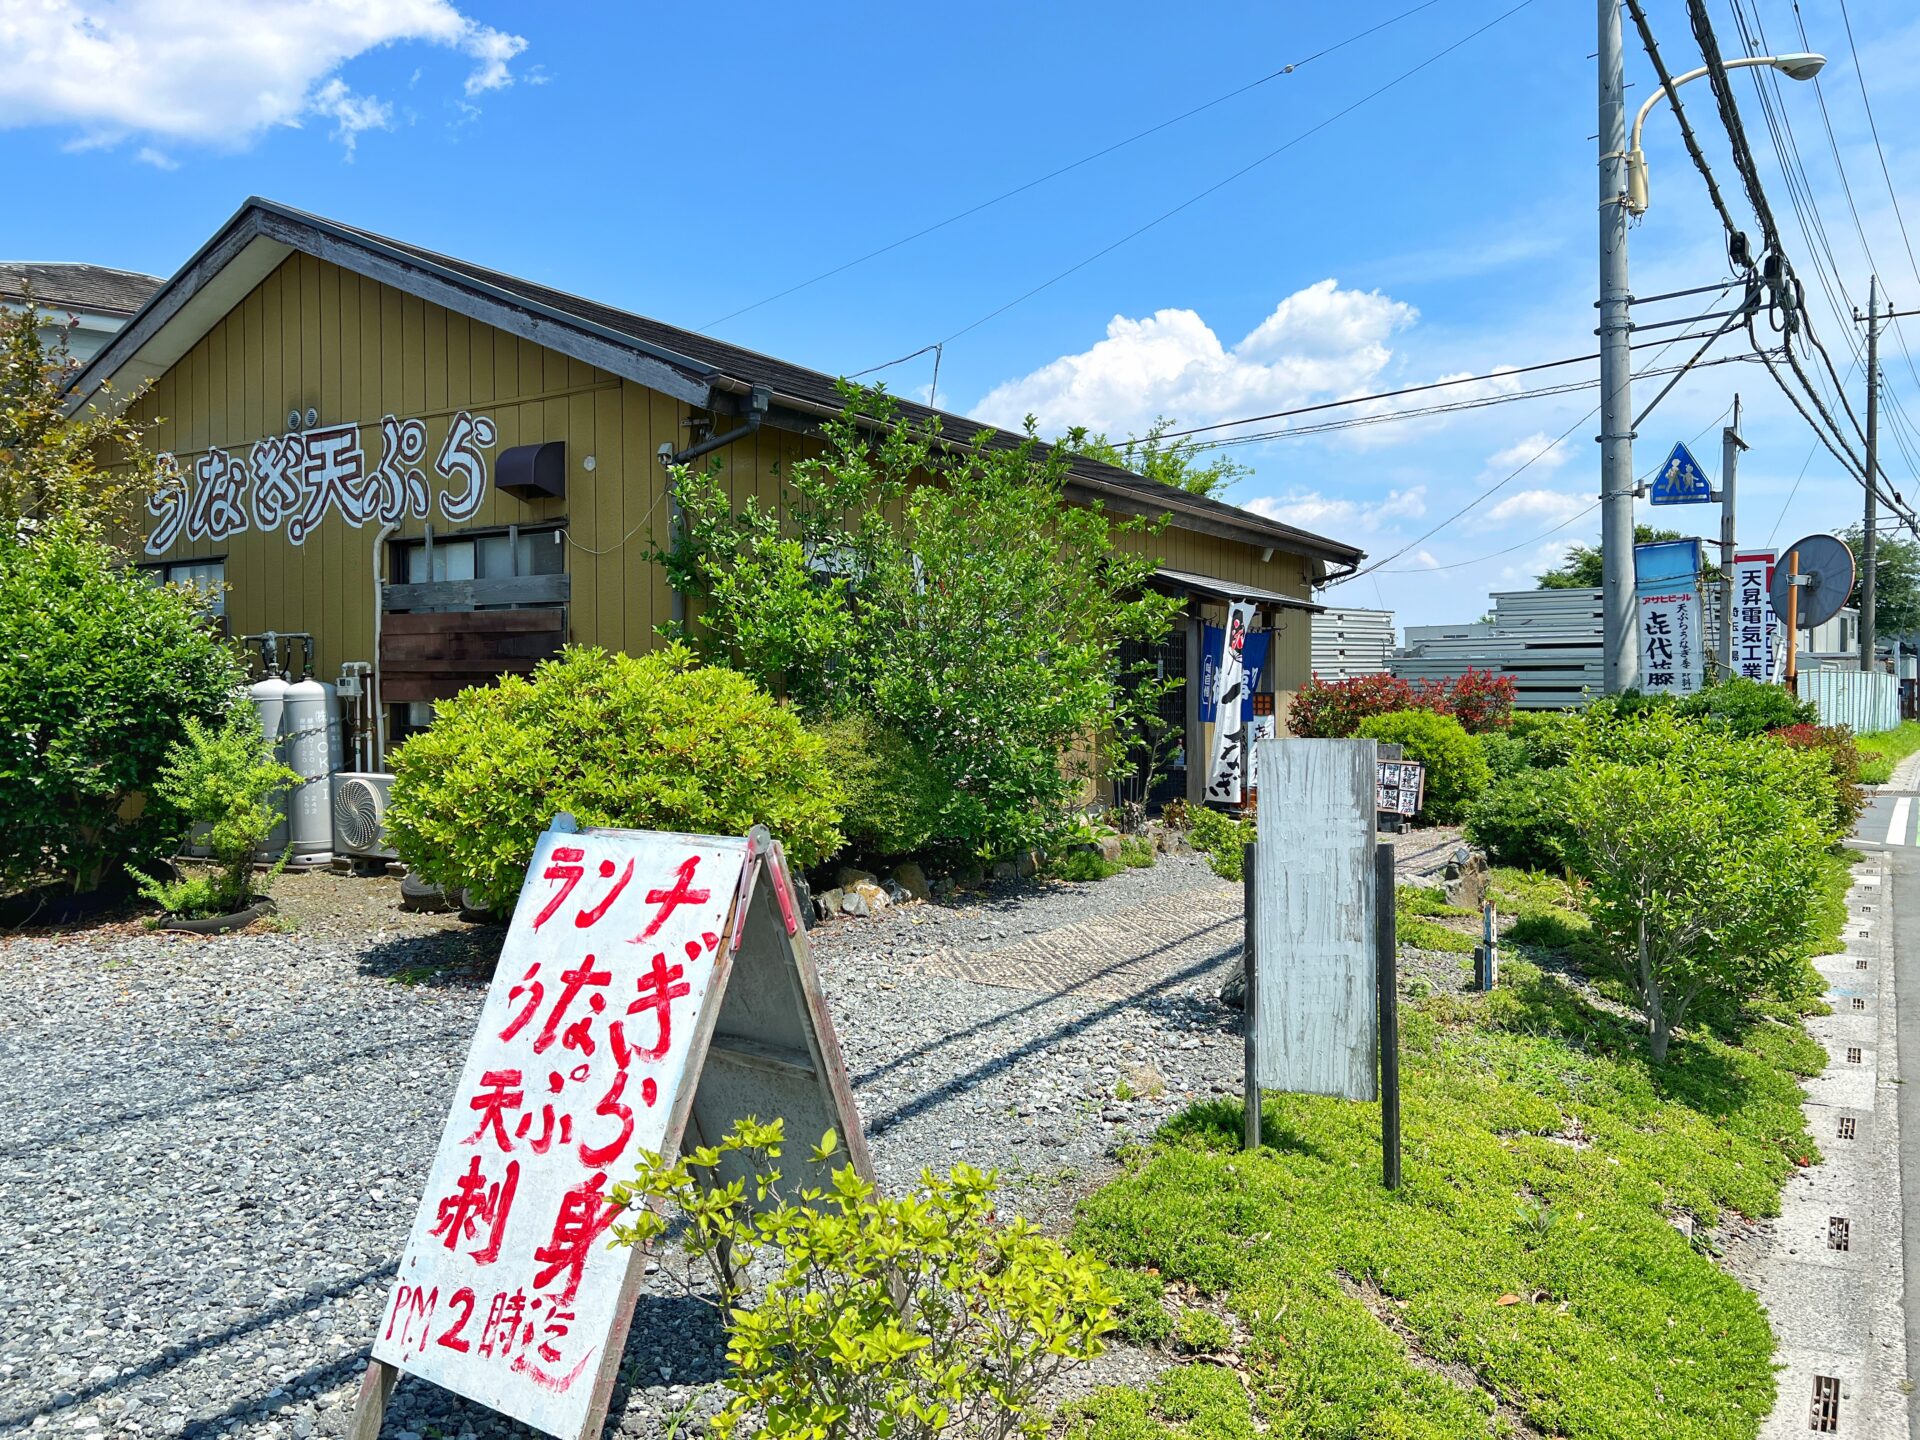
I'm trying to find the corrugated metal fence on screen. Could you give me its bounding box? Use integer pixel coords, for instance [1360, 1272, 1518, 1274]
[1800, 669, 1901, 735]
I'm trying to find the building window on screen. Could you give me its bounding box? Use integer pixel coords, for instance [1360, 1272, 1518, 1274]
[143, 558, 226, 618]
[396, 526, 565, 584]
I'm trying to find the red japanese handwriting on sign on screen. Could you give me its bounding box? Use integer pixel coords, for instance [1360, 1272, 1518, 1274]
[373, 827, 745, 1437]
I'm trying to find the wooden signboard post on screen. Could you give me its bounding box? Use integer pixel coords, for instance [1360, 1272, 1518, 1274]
[352, 817, 869, 1440]
[1244, 738, 1401, 1188]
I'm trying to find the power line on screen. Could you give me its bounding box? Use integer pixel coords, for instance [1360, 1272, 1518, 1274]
[1835, 0, 1920, 290]
[698, 0, 1449, 331]
[1125, 323, 1744, 446]
[852, 0, 1540, 377]
[1384, 403, 1736, 575]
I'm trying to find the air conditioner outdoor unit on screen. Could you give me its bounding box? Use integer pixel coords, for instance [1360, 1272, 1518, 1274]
[332, 772, 398, 861]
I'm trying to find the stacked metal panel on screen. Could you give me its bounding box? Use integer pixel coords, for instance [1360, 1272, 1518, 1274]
[1310, 607, 1397, 680]
[1390, 583, 1861, 709]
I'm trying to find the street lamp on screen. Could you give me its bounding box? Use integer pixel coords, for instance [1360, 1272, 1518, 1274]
[1596, 3, 1823, 696]
[1626, 53, 1825, 214]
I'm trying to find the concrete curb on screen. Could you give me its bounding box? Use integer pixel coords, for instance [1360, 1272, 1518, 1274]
[1758, 856, 1911, 1439]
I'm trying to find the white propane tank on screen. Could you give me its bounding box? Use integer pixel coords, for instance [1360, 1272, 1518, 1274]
[282, 676, 343, 863]
[249, 672, 291, 861]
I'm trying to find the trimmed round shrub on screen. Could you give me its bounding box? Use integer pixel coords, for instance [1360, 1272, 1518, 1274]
[1465, 768, 1577, 870]
[807, 712, 947, 859]
[1356, 709, 1489, 825]
[0, 526, 244, 897]
[386, 645, 845, 911]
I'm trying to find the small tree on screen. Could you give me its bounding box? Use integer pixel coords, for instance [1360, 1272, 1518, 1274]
[140, 709, 300, 917]
[667, 387, 1181, 858]
[1565, 759, 1826, 1062]
[611, 1119, 1118, 1439]
[1067, 417, 1248, 499]
[0, 288, 159, 538]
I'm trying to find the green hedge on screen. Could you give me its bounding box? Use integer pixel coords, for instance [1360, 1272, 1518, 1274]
[1357, 710, 1489, 825]
[386, 645, 844, 911]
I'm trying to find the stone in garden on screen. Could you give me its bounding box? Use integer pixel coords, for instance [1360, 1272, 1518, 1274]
[837, 865, 878, 889]
[816, 888, 845, 919]
[1015, 851, 1039, 879]
[1095, 835, 1124, 862]
[891, 861, 932, 902]
[991, 860, 1018, 882]
[840, 889, 871, 918]
[852, 880, 890, 913]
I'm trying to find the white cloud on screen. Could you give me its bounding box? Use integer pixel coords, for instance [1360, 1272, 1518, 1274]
[134, 145, 176, 170]
[1486, 432, 1572, 473]
[0, 0, 529, 156]
[1482, 488, 1589, 526]
[971, 279, 1416, 437]
[1247, 485, 1426, 534]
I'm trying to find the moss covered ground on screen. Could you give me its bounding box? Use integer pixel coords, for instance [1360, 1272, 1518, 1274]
[1063, 859, 1850, 1440]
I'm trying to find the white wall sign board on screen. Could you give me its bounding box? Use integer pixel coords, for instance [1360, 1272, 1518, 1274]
[1637, 586, 1704, 695]
[1732, 550, 1781, 683]
[1251, 738, 1380, 1101]
[360, 820, 868, 1440]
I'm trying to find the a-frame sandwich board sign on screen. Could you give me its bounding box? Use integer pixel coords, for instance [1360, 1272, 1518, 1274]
[351, 817, 869, 1440]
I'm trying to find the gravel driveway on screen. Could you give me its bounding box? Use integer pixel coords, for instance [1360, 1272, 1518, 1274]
[0, 853, 1259, 1440]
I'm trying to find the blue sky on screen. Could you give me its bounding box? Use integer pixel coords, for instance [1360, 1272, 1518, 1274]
[4, 0, 1919, 624]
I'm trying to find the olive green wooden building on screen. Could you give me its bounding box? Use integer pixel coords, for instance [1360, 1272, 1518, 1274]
[73, 199, 1363, 802]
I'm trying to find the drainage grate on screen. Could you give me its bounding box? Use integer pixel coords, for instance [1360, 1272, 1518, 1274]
[1853, 997, 1868, 1011]
[1858, 958, 1870, 969]
[1811, 1374, 1841, 1432]
[1828, 1216, 1851, 1251]
[1848, 1047, 1863, 1064]
[1839, 1116, 1858, 1140]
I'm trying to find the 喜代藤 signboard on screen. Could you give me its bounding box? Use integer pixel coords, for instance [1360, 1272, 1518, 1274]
[1635, 538, 1704, 695]
[1252, 737, 1379, 1101]
[1648, 440, 1713, 506]
[1732, 550, 1781, 683]
[360, 819, 867, 1440]
[1376, 760, 1425, 818]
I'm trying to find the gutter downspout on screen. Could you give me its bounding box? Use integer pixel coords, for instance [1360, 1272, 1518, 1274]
[661, 384, 772, 627]
[371, 519, 401, 766]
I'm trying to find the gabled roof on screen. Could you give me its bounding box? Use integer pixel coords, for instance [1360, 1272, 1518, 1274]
[2, 261, 161, 317]
[72, 197, 1365, 572]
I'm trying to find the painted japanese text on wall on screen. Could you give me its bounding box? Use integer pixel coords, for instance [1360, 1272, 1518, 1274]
[1732, 549, 1781, 683]
[372, 826, 745, 1438]
[144, 410, 499, 554]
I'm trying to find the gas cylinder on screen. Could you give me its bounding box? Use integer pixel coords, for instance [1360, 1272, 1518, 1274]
[249, 672, 291, 861]
[282, 675, 342, 863]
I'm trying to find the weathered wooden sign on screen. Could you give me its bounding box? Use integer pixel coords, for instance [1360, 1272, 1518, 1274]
[1375, 760, 1425, 819]
[1250, 738, 1380, 1101]
[354, 818, 868, 1440]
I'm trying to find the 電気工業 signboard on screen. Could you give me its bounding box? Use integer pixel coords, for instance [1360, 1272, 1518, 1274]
[1732, 550, 1780, 683]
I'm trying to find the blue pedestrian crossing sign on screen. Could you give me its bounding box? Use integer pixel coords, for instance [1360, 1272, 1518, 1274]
[1649, 441, 1713, 505]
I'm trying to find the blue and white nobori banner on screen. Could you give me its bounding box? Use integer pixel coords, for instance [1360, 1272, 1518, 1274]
[1649, 441, 1714, 505]
[1635, 538, 1705, 695]
[1202, 606, 1267, 803]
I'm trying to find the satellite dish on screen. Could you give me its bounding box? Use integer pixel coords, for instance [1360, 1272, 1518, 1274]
[1770, 532, 1856, 629]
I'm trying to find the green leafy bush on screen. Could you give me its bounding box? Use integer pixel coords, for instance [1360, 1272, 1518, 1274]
[1356, 710, 1489, 825]
[1476, 730, 1533, 781]
[1116, 835, 1156, 868]
[1105, 1268, 1173, 1345]
[0, 524, 244, 896]
[1051, 848, 1123, 883]
[1465, 767, 1578, 870]
[1770, 724, 1868, 833]
[139, 710, 299, 916]
[1677, 677, 1817, 736]
[386, 645, 844, 911]
[611, 1118, 1118, 1440]
[808, 711, 946, 858]
[1173, 1308, 1231, 1354]
[1186, 805, 1254, 881]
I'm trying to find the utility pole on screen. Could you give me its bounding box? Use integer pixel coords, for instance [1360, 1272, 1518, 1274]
[1718, 395, 1745, 678]
[1598, 0, 1639, 693]
[1862, 274, 1880, 673]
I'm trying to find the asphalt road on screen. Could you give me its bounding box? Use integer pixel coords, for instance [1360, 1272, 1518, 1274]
[1864, 779, 1920, 1434]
